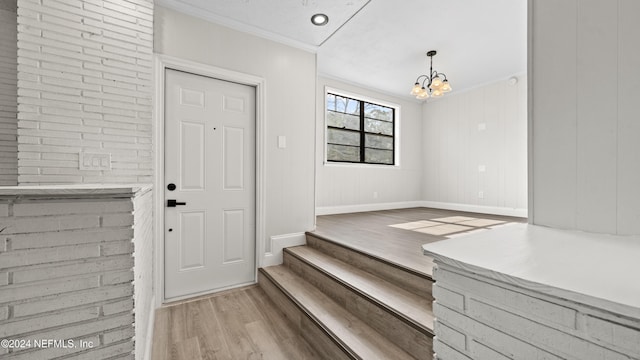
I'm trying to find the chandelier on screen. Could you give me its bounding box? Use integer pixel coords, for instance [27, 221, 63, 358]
[410, 50, 452, 100]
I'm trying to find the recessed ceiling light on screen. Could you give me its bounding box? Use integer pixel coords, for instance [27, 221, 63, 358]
[311, 13, 329, 26]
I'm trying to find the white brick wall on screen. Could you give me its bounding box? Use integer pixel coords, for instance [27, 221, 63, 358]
[432, 263, 640, 360]
[132, 188, 152, 360]
[0, 2, 18, 186]
[16, 0, 153, 184]
[0, 188, 151, 359]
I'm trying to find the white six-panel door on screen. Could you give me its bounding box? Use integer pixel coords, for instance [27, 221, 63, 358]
[164, 69, 256, 300]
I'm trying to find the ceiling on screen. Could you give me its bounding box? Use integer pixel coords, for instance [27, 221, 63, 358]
[156, 0, 527, 99]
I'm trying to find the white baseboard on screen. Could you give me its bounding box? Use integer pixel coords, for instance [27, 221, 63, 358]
[315, 201, 424, 215]
[315, 200, 527, 218]
[421, 201, 528, 218]
[143, 295, 156, 360]
[262, 232, 306, 267]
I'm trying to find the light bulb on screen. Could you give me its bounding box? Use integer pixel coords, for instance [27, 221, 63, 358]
[416, 87, 429, 100]
[441, 80, 451, 92]
[410, 83, 422, 96]
[430, 76, 443, 90]
[311, 14, 329, 26]
[432, 89, 443, 97]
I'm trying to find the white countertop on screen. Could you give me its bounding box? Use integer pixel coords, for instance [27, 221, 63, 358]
[422, 223, 640, 319]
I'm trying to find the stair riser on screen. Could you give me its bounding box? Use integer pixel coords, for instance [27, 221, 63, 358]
[306, 234, 434, 300]
[284, 251, 433, 359]
[258, 271, 352, 360]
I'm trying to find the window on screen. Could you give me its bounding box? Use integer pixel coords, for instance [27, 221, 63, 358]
[326, 92, 396, 165]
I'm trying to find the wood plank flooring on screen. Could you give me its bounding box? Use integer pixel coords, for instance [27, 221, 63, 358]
[152, 208, 525, 360]
[286, 246, 434, 331]
[260, 266, 416, 360]
[151, 285, 320, 360]
[314, 207, 526, 277]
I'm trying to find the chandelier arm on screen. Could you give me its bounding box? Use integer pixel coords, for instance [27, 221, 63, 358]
[420, 76, 430, 89]
[414, 74, 429, 84]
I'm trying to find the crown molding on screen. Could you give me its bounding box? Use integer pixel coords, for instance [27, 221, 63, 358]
[317, 72, 417, 103]
[156, 0, 319, 54]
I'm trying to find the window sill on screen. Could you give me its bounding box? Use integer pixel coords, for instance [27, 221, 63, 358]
[323, 161, 400, 169]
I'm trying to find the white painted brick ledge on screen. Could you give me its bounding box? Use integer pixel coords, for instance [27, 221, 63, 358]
[423, 223, 640, 320]
[424, 224, 640, 360]
[0, 184, 152, 198]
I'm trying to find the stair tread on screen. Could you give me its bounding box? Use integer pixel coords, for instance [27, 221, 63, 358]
[309, 230, 434, 278]
[287, 246, 435, 333]
[262, 265, 416, 360]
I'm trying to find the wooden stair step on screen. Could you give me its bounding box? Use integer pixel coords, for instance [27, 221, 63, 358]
[260, 265, 417, 360]
[286, 245, 434, 335]
[306, 232, 434, 299]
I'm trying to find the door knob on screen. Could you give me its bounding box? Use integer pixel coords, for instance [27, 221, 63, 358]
[167, 199, 187, 207]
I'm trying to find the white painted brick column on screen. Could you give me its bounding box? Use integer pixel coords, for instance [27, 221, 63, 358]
[16, 0, 153, 184]
[423, 223, 640, 360]
[0, 185, 152, 360]
[0, 1, 18, 186]
[132, 186, 152, 360]
[431, 263, 640, 360]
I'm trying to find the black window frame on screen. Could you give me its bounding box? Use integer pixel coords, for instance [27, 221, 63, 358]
[325, 92, 396, 165]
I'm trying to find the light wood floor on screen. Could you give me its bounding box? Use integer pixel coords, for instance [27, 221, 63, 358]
[152, 208, 525, 359]
[151, 285, 321, 360]
[314, 207, 526, 277]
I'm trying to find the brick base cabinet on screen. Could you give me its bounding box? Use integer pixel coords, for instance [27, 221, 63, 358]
[0, 185, 153, 360]
[423, 224, 640, 360]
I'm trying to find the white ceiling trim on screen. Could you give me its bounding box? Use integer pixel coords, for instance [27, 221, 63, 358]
[156, 0, 320, 53]
[318, 71, 424, 104]
[438, 71, 528, 98]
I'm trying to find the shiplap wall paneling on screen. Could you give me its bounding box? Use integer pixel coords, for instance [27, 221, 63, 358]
[505, 77, 528, 211]
[422, 98, 437, 202]
[480, 82, 500, 207]
[531, 0, 578, 229]
[575, 0, 618, 233]
[617, 0, 640, 235]
[532, 0, 640, 234]
[423, 77, 527, 214]
[465, 93, 483, 206]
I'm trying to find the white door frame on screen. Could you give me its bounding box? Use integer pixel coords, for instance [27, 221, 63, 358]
[154, 54, 266, 305]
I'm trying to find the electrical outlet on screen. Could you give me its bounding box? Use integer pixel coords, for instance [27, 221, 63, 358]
[277, 135, 286, 149]
[478, 123, 486, 131]
[478, 191, 484, 199]
[79, 152, 111, 171]
[373, 191, 378, 199]
[478, 165, 486, 172]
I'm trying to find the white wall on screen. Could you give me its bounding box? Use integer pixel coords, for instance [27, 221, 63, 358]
[422, 77, 528, 216]
[315, 76, 423, 213]
[155, 6, 316, 247]
[16, 0, 154, 184]
[531, 0, 640, 235]
[0, 1, 17, 186]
